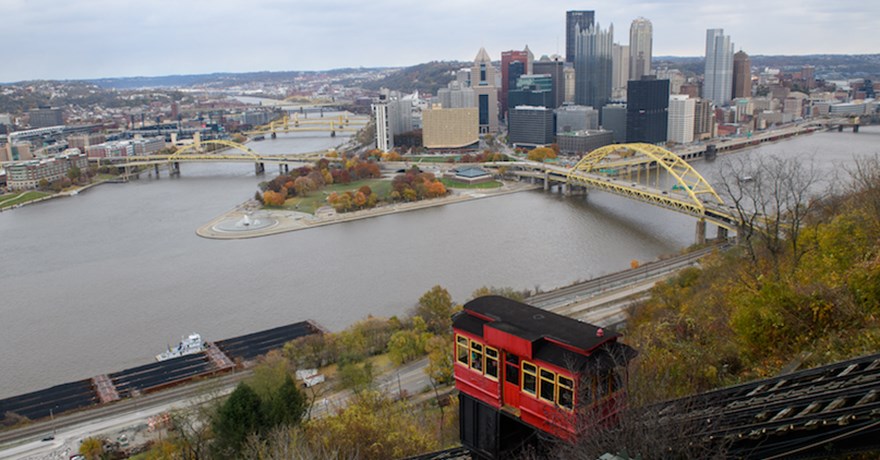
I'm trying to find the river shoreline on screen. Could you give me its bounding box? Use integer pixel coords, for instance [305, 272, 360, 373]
[196, 180, 541, 239]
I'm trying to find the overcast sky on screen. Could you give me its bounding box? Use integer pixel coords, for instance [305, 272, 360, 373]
[1, 0, 876, 82]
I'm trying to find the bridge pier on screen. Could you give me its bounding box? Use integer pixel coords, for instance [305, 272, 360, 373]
[562, 183, 571, 196]
[717, 227, 729, 241]
[255, 162, 265, 175]
[854, 125, 859, 133]
[695, 219, 707, 245]
[170, 162, 180, 176]
[331, 130, 336, 137]
[154, 164, 160, 178]
[543, 172, 549, 191]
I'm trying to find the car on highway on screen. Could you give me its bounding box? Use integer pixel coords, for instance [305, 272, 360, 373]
[41, 434, 54, 441]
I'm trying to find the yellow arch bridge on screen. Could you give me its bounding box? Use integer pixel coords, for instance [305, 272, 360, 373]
[97, 139, 338, 176]
[514, 143, 740, 242]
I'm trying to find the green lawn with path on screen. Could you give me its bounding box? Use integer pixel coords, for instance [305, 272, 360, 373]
[0, 191, 51, 209]
[440, 178, 502, 189]
[267, 178, 392, 214]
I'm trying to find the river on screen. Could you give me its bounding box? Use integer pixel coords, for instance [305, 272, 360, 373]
[0, 124, 877, 398]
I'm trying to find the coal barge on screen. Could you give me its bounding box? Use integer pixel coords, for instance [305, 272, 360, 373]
[0, 320, 324, 423]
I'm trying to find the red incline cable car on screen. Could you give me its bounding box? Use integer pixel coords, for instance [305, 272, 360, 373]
[453, 296, 637, 458]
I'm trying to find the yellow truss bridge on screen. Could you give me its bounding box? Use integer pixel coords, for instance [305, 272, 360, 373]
[553, 143, 739, 232]
[98, 138, 337, 173]
[246, 114, 369, 136]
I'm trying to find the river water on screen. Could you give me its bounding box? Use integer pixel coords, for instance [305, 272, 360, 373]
[0, 124, 877, 398]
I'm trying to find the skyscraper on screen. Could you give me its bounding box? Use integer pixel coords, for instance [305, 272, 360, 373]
[501, 49, 531, 118]
[704, 29, 734, 105]
[626, 77, 669, 144]
[566, 10, 595, 63]
[533, 55, 565, 108]
[629, 17, 653, 80]
[732, 50, 752, 99]
[574, 23, 613, 112]
[612, 43, 630, 98]
[667, 95, 695, 144]
[471, 47, 498, 133]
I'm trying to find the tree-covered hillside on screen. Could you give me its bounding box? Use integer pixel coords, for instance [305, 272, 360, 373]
[362, 61, 464, 95]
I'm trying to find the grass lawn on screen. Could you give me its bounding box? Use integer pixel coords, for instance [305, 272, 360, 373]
[0, 191, 51, 209]
[440, 178, 502, 189]
[407, 156, 458, 163]
[269, 178, 392, 214]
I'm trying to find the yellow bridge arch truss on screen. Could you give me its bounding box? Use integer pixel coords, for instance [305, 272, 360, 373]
[565, 143, 734, 227]
[169, 139, 263, 162]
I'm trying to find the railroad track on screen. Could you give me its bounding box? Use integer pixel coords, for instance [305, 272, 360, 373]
[528, 242, 730, 310]
[0, 371, 250, 447]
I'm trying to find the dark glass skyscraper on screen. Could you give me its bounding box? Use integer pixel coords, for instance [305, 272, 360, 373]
[574, 23, 613, 113]
[566, 10, 595, 63]
[626, 77, 669, 144]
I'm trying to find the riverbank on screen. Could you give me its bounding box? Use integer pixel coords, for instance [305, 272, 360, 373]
[0, 177, 116, 211]
[196, 180, 540, 239]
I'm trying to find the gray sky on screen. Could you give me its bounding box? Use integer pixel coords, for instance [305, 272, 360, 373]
[1, 0, 876, 82]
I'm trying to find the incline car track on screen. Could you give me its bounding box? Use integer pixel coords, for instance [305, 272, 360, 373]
[649, 351, 880, 458]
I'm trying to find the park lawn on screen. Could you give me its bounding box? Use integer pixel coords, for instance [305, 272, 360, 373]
[407, 156, 458, 163]
[0, 191, 51, 209]
[440, 178, 502, 189]
[276, 178, 392, 214]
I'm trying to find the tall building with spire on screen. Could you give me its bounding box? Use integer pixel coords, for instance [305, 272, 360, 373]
[732, 50, 752, 99]
[575, 23, 614, 112]
[566, 10, 595, 63]
[471, 47, 498, 133]
[704, 28, 734, 105]
[628, 17, 653, 80]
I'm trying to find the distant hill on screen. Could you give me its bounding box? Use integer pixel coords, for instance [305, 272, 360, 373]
[361, 61, 465, 95]
[654, 54, 880, 79]
[86, 68, 385, 89]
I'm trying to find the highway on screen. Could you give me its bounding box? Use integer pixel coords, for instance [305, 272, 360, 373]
[0, 243, 727, 458]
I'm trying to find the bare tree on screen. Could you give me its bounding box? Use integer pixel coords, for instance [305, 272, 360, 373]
[715, 153, 824, 279]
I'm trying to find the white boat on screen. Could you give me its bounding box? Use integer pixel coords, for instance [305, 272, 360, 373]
[156, 333, 205, 361]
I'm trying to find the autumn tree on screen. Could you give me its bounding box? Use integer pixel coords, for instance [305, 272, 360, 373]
[79, 437, 104, 460]
[470, 285, 527, 302]
[305, 391, 438, 460]
[414, 285, 457, 334]
[424, 335, 454, 385]
[262, 190, 286, 206]
[527, 146, 557, 162]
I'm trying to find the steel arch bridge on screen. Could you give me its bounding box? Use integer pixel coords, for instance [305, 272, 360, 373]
[563, 143, 739, 230]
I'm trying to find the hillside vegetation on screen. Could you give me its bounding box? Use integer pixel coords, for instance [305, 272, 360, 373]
[362, 61, 463, 94]
[626, 155, 880, 404]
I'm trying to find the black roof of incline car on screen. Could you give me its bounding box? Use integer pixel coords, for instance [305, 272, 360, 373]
[454, 295, 636, 370]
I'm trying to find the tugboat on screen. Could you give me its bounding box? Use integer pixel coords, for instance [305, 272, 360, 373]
[156, 333, 205, 361]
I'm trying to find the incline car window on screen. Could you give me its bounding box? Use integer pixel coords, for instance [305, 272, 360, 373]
[522, 362, 537, 395]
[470, 342, 483, 372]
[539, 368, 556, 402]
[505, 354, 519, 385]
[456, 335, 469, 365]
[558, 375, 574, 410]
[485, 347, 499, 380]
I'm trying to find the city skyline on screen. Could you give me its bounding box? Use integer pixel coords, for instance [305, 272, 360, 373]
[1, 0, 877, 83]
